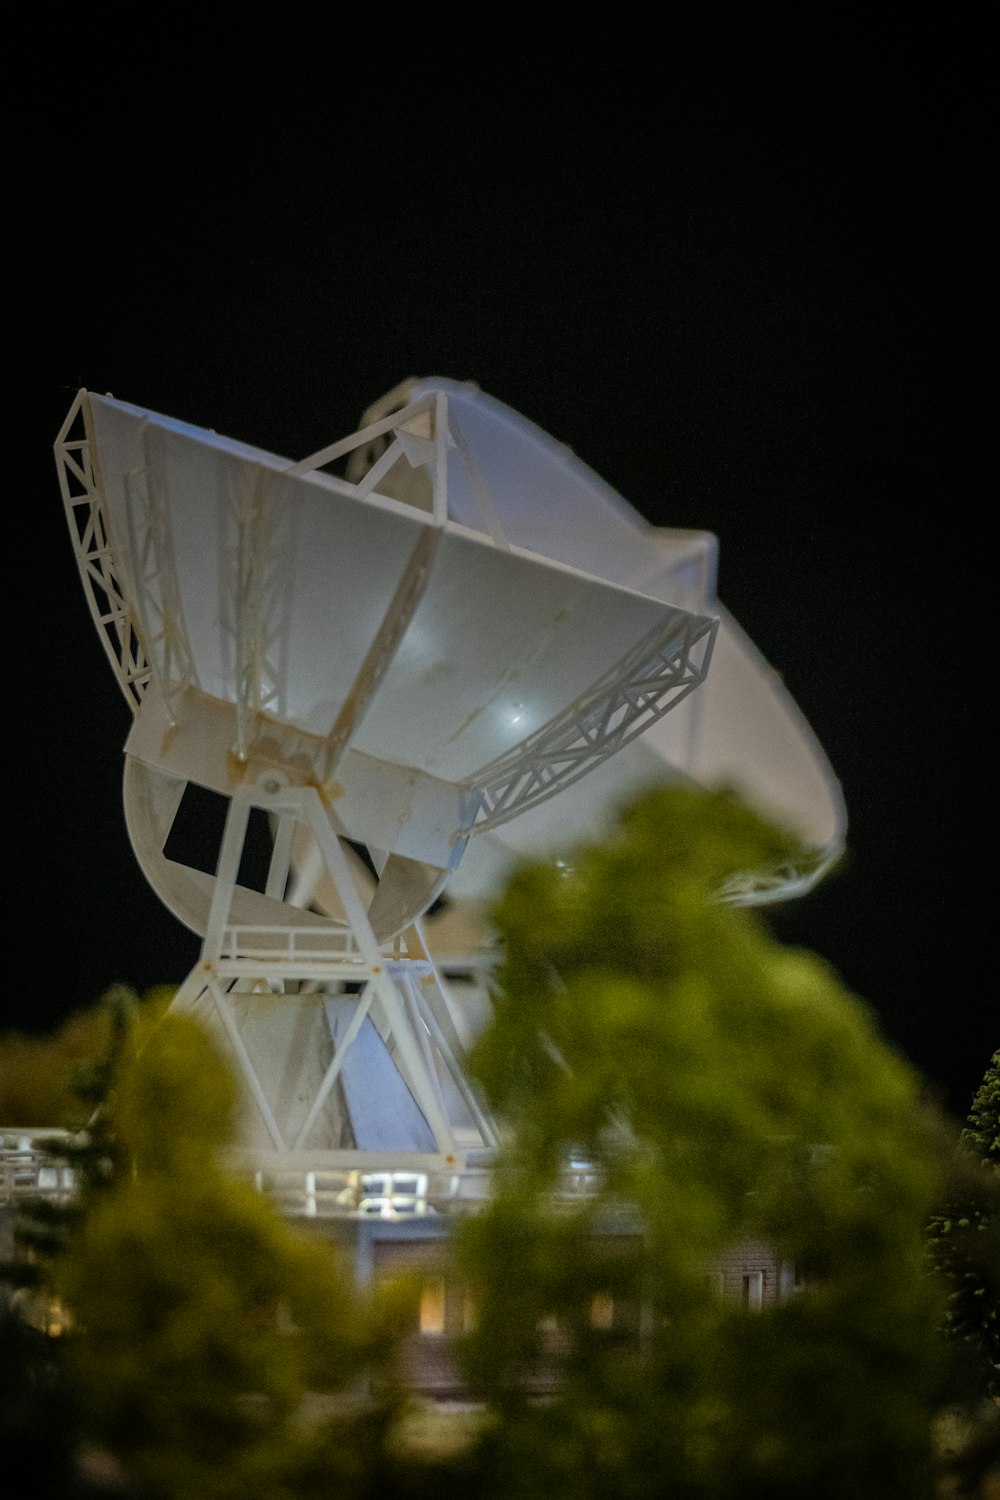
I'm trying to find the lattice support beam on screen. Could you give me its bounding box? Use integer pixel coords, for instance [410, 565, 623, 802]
[54, 391, 150, 711]
[121, 427, 196, 724]
[465, 607, 718, 833]
[170, 781, 480, 1163]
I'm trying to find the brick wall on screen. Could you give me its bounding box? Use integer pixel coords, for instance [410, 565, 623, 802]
[365, 1228, 797, 1397]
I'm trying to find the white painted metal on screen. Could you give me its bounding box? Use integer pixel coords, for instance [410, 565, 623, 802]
[349, 377, 847, 934]
[56, 384, 721, 1182]
[63, 390, 715, 889]
[2, 1133, 600, 1220]
[168, 780, 469, 1163]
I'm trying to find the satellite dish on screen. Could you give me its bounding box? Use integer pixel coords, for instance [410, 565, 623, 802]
[298, 378, 847, 965]
[54, 385, 724, 1200]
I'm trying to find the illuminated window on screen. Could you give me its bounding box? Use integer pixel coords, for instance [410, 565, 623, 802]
[419, 1280, 446, 1336]
[45, 1298, 70, 1337]
[590, 1293, 615, 1330]
[741, 1272, 764, 1310]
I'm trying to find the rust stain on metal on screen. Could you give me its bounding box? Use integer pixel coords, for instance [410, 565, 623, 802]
[226, 748, 249, 783]
[309, 778, 344, 808]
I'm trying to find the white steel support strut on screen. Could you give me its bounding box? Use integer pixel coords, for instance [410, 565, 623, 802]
[291, 981, 376, 1151]
[169, 779, 466, 1165]
[299, 788, 458, 1156]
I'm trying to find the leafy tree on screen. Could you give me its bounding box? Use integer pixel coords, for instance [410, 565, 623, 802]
[0, 985, 174, 1127]
[48, 1008, 417, 1499]
[964, 1055, 1000, 1166]
[2, 989, 420, 1497]
[1, 984, 150, 1496]
[928, 1049, 1000, 1401]
[456, 785, 945, 1500]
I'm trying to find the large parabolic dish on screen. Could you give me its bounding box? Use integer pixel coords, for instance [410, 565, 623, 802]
[54, 382, 845, 1181]
[56, 387, 720, 942]
[292, 377, 847, 941]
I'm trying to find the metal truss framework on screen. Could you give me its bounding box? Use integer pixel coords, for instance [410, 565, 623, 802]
[41, 383, 850, 1241]
[285, 389, 451, 524]
[716, 845, 843, 907]
[123, 425, 197, 725]
[55, 391, 716, 853]
[54, 392, 151, 711]
[169, 781, 497, 1168]
[224, 454, 291, 761]
[1, 1131, 600, 1222]
[53, 389, 461, 747]
[465, 607, 718, 834]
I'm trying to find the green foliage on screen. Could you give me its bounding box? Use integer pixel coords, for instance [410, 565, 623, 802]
[928, 1049, 1000, 1403]
[49, 1008, 416, 1499]
[2, 792, 973, 1496]
[964, 1050, 1000, 1167]
[2, 986, 156, 1287]
[0, 985, 157, 1496]
[456, 786, 944, 1500]
[0, 983, 172, 1127]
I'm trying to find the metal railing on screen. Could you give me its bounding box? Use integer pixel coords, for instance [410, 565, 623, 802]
[218, 925, 367, 967]
[0, 1132, 78, 1206]
[1, 1132, 600, 1221]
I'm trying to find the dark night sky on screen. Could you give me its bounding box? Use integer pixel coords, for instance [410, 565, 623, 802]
[10, 39, 992, 1119]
